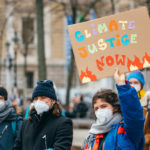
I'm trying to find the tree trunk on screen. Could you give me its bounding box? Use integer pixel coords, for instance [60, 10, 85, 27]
[0, 35, 2, 84]
[35, 0, 46, 80]
[65, 0, 77, 107]
[23, 44, 28, 100]
[147, 0, 150, 16]
[65, 0, 100, 106]
[24, 44, 28, 77]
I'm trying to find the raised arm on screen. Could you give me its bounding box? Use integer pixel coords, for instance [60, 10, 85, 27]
[114, 69, 145, 145]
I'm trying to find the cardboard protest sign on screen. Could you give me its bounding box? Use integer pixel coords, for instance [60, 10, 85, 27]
[68, 7, 150, 84]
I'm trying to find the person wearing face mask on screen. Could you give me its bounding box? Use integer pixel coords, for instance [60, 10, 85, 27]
[82, 69, 145, 150]
[13, 80, 73, 150]
[0, 86, 22, 150]
[126, 70, 146, 102]
[127, 70, 150, 150]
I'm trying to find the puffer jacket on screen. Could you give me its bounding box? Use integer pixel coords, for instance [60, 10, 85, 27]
[90, 83, 145, 150]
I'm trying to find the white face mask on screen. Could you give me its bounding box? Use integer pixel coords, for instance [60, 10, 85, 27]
[34, 100, 49, 115]
[95, 108, 113, 125]
[0, 100, 5, 108]
[130, 84, 141, 92]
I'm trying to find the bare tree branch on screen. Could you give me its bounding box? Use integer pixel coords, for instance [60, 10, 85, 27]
[111, 0, 115, 14]
[82, 0, 101, 20]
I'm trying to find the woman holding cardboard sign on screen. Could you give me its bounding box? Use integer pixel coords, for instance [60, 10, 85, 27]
[82, 69, 145, 150]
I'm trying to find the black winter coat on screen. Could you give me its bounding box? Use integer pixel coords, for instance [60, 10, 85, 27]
[13, 110, 73, 150]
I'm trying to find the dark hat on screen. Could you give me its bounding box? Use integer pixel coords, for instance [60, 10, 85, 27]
[32, 80, 57, 101]
[0, 87, 8, 100]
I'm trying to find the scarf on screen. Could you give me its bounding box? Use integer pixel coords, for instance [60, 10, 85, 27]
[92, 134, 105, 150]
[138, 89, 146, 100]
[82, 113, 122, 149]
[0, 101, 16, 123]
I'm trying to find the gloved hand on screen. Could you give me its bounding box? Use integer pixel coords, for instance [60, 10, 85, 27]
[114, 68, 126, 85]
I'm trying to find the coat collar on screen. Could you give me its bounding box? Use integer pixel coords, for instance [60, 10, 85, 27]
[30, 109, 54, 124]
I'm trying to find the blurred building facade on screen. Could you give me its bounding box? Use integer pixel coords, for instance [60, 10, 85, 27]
[0, 0, 149, 103]
[0, 0, 72, 100]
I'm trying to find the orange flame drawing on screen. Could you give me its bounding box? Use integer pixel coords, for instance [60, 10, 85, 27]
[142, 52, 150, 68]
[127, 56, 143, 72]
[80, 67, 97, 84]
[127, 52, 150, 71]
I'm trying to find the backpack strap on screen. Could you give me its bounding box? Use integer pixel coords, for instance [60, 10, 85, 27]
[11, 120, 16, 136]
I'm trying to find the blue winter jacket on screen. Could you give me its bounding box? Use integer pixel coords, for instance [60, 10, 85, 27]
[92, 83, 145, 150]
[0, 109, 22, 150]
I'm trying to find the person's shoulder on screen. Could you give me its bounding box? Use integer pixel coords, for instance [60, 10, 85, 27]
[145, 91, 150, 97]
[141, 90, 150, 107]
[55, 116, 72, 127]
[57, 115, 72, 122]
[80, 102, 87, 106]
[10, 108, 22, 120]
[20, 118, 31, 129]
[16, 115, 23, 121]
[108, 121, 124, 133]
[55, 116, 73, 134]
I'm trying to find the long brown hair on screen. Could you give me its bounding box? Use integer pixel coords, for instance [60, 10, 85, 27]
[52, 102, 62, 116]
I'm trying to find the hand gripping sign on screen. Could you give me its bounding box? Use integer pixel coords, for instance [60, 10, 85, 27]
[68, 7, 150, 84]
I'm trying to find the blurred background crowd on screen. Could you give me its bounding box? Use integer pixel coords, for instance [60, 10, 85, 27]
[1, 0, 150, 149]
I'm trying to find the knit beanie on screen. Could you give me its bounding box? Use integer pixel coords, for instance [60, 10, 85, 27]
[127, 70, 145, 86]
[0, 87, 8, 100]
[32, 80, 57, 101]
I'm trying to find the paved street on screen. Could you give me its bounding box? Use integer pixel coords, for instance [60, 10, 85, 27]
[72, 128, 89, 148]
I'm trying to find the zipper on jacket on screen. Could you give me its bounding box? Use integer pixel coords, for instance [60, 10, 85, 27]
[0, 125, 8, 138]
[42, 134, 48, 149]
[35, 114, 40, 122]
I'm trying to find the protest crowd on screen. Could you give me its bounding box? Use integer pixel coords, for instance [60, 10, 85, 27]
[0, 68, 149, 150]
[0, 1, 150, 150]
